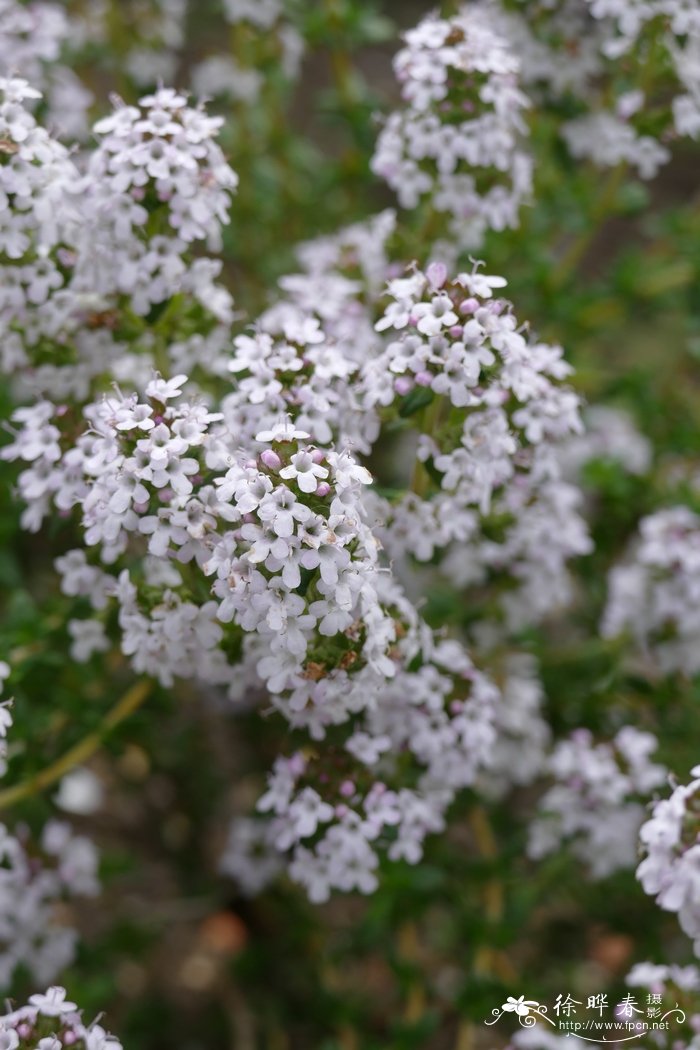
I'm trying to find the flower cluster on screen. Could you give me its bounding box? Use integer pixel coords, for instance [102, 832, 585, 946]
[0, 80, 237, 403]
[222, 311, 364, 451]
[0, 986, 122, 1050]
[242, 632, 499, 901]
[221, 636, 500, 899]
[3, 382, 407, 725]
[490, 0, 700, 178]
[229, 210, 398, 454]
[529, 727, 667, 878]
[602, 507, 700, 676]
[637, 766, 700, 957]
[89, 87, 237, 250]
[371, 4, 533, 248]
[2, 366, 516, 897]
[362, 261, 590, 628]
[0, 0, 92, 138]
[0, 822, 99, 989]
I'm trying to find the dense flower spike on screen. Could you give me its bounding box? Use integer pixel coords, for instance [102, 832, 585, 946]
[529, 727, 666, 877]
[245, 632, 499, 901]
[0, 986, 123, 1050]
[2, 383, 404, 715]
[0, 81, 237, 402]
[363, 261, 590, 627]
[602, 507, 700, 675]
[0, 822, 99, 988]
[637, 766, 700, 957]
[3, 369, 512, 895]
[371, 4, 533, 247]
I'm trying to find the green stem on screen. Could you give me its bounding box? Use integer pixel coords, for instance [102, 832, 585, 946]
[0, 679, 153, 810]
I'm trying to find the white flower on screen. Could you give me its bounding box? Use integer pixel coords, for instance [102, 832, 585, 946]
[279, 450, 329, 493]
[28, 987, 78, 1017]
[255, 421, 311, 443]
[145, 373, 188, 401]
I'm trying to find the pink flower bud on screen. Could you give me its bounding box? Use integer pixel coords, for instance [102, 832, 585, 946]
[426, 261, 448, 290]
[311, 449, 325, 464]
[487, 299, 505, 315]
[415, 370, 432, 387]
[335, 804, 349, 818]
[340, 780, 355, 798]
[315, 482, 331, 498]
[289, 753, 306, 776]
[17, 1026, 32, 1039]
[260, 449, 281, 471]
[449, 325, 464, 338]
[63, 1032, 78, 1045]
[394, 376, 413, 396]
[158, 487, 174, 502]
[460, 297, 480, 314]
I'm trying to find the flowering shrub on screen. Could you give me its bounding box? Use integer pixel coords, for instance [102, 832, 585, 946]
[2, 0, 700, 1046]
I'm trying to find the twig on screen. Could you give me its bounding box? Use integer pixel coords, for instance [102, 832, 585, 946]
[0, 679, 152, 810]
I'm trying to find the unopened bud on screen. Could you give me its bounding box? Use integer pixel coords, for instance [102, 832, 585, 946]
[260, 449, 281, 471]
[394, 376, 413, 396]
[426, 261, 448, 290]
